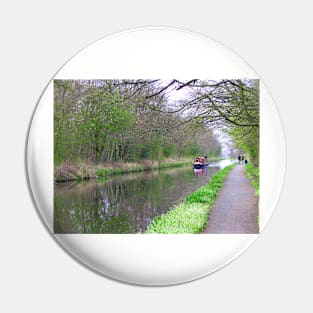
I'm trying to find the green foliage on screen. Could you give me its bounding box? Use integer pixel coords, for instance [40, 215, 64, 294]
[229, 126, 259, 166]
[146, 164, 235, 234]
[146, 203, 209, 234]
[245, 163, 259, 196]
[224, 80, 259, 166]
[163, 143, 177, 158]
[54, 82, 135, 163]
[183, 143, 199, 157]
[54, 80, 222, 167]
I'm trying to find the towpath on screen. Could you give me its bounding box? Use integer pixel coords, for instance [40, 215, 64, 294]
[203, 165, 259, 234]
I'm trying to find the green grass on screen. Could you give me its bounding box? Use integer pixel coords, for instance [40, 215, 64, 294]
[96, 161, 191, 178]
[245, 163, 259, 196]
[96, 164, 145, 177]
[153, 161, 191, 170]
[146, 164, 235, 234]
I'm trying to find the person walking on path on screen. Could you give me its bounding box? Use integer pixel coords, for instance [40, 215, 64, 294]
[203, 165, 259, 234]
[237, 155, 241, 164]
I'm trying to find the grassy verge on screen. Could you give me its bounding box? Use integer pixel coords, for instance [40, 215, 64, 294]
[245, 163, 259, 196]
[96, 164, 144, 177]
[96, 161, 191, 177]
[55, 160, 191, 182]
[146, 164, 235, 234]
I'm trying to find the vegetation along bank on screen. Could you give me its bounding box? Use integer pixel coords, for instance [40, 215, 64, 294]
[54, 160, 194, 182]
[245, 163, 260, 196]
[146, 164, 235, 234]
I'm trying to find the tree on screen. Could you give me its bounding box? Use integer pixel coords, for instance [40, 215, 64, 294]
[55, 79, 261, 166]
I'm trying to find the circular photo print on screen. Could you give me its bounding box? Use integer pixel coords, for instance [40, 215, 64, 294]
[27, 27, 285, 285]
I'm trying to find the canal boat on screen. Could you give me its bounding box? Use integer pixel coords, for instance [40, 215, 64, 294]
[193, 156, 209, 169]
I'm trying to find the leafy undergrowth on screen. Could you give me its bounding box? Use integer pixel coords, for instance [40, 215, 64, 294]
[146, 164, 235, 234]
[245, 163, 259, 196]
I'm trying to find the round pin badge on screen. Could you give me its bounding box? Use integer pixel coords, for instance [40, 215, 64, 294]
[26, 27, 285, 285]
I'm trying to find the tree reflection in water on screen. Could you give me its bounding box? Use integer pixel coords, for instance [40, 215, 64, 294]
[54, 166, 220, 233]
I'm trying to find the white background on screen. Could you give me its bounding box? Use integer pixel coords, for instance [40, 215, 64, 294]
[0, 0, 311, 312]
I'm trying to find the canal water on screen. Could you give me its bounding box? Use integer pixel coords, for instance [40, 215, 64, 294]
[54, 160, 232, 233]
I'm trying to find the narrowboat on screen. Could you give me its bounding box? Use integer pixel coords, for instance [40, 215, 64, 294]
[193, 156, 208, 169]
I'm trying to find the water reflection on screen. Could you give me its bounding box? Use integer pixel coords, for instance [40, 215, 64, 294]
[209, 159, 234, 168]
[54, 165, 223, 234]
[194, 168, 204, 176]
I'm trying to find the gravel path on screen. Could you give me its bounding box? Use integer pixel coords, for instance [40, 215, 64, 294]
[203, 165, 259, 234]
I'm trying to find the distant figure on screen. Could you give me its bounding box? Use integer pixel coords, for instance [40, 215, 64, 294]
[242, 156, 245, 163]
[245, 159, 248, 164]
[238, 155, 241, 164]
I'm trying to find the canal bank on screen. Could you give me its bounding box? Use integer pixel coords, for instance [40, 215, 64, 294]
[54, 159, 192, 182]
[146, 164, 235, 234]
